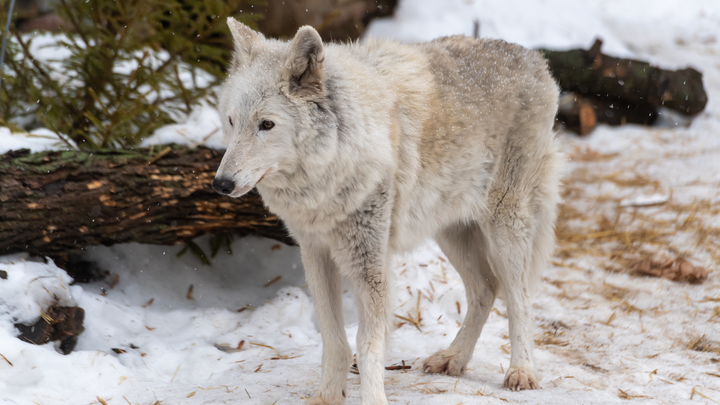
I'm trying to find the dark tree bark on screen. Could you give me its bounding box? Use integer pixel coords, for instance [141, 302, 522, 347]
[244, 0, 397, 42]
[0, 145, 293, 256]
[541, 39, 708, 117]
[557, 93, 658, 136]
[15, 306, 85, 355]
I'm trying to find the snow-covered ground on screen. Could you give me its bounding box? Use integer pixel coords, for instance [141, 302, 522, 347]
[1, 0, 719, 404]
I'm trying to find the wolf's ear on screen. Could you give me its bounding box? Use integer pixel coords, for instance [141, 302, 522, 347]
[227, 17, 262, 70]
[285, 26, 325, 98]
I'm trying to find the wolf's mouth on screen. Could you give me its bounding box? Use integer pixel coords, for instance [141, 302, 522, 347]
[227, 168, 273, 198]
[228, 184, 252, 198]
[257, 168, 273, 184]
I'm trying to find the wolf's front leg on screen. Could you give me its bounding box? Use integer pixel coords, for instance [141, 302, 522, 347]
[301, 241, 352, 405]
[331, 191, 392, 405]
[347, 262, 389, 405]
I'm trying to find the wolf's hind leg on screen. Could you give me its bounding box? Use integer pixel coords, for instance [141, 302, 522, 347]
[484, 225, 541, 391]
[302, 243, 352, 405]
[423, 222, 499, 376]
[485, 180, 557, 391]
[484, 112, 560, 390]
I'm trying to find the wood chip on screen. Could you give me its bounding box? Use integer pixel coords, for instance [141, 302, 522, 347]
[97, 397, 108, 405]
[690, 386, 713, 401]
[87, 180, 104, 190]
[171, 365, 180, 382]
[214, 340, 247, 354]
[215, 344, 240, 354]
[582, 363, 608, 373]
[605, 312, 616, 326]
[617, 389, 648, 399]
[385, 360, 411, 371]
[394, 314, 422, 332]
[263, 276, 282, 288]
[142, 298, 154, 308]
[630, 256, 708, 283]
[186, 284, 194, 300]
[270, 354, 301, 360]
[111, 348, 126, 354]
[688, 335, 720, 354]
[147, 146, 172, 165]
[250, 342, 276, 350]
[578, 102, 597, 135]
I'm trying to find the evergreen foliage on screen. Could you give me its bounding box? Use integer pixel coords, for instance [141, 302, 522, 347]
[0, 0, 261, 149]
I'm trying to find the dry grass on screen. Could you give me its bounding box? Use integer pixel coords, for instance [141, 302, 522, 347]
[688, 335, 720, 355]
[555, 146, 720, 273]
[543, 145, 720, 397]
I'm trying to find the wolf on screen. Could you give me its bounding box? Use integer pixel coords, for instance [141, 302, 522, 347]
[213, 17, 562, 405]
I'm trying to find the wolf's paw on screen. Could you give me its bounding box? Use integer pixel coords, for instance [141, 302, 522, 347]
[307, 397, 339, 405]
[307, 390, 346, 405]
[422, 350, 468, 376]
[503, 367, 539, 391]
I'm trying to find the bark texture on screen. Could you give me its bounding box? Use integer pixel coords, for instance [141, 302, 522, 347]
[557, 93, 659, 135]
[543, 39, 707, 135]
[541, 39, 708, 116]
[15, 306, 85, 355]
[244, 0, 397, 42]
[0, 145, 292, 256]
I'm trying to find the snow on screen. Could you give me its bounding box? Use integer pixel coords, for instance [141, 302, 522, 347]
[0, 255, 76, 327]
[2, 0, 720, 404]
[139, 103, 225, 150]
[0, 127, 74, 154]
[619, 194, 669, 208]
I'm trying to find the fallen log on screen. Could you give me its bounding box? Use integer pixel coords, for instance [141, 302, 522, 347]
[0, 145, 293, 257]
[541, 39, 708, 117]
[244, 0, 397, 42]
[557, 92, 658, 135]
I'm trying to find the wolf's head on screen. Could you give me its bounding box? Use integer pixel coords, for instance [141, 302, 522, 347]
[213, 18, 337, 198]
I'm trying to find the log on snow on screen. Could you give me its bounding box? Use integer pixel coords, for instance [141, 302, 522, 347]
[0, 145, 293, 257]
[557, 92, 658, 136]
[541, 39, 708, 117]
[245, 0, 397, 42]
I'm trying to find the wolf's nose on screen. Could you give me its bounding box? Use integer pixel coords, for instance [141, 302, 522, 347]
[212, 177, 236, 195]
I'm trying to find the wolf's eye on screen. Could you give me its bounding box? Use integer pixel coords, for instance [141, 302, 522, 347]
[228, 117, 233, 127]
[260, 120, 275, 131]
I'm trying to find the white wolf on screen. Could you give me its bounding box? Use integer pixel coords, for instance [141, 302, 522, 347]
[214, 17, 561, 405]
